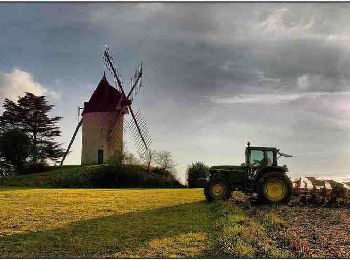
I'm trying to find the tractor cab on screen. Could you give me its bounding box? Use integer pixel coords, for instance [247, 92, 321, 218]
[245, 142, 292, 169]
[245, 145, 278, 167]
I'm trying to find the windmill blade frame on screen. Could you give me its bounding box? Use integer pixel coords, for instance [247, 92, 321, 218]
[103, 46, 150, 153]
[127, 105, 150, 152]
[125, 109, 153, 155]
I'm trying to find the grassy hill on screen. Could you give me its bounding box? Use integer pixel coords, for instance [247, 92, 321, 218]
[0, 165, 183, 188]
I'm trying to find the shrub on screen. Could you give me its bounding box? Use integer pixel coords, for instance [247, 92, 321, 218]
[23, 163, 50, 175]
[100, 165, 183, 188]
[186, 162, 210, 188]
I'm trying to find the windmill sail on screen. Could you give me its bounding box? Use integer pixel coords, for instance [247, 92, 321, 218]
[102, 46, 151, 155]
[125, 109, 153, 156]
[132, 63, 143, 97]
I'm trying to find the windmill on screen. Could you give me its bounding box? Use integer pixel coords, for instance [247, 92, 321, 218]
[60, 45, 152, 166]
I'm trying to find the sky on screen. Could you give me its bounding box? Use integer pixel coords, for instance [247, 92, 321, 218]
[1, 2, 350, 184]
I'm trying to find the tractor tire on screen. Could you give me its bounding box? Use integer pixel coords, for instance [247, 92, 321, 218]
[257, 172, 292, 204]
[204, 180, 231, 202]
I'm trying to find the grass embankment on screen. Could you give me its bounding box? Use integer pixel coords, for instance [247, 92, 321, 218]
[0, 188, 213, 258]
[0, 165, 182, 188]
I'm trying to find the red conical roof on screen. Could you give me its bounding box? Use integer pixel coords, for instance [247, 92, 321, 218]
[82, 74, 123, 115]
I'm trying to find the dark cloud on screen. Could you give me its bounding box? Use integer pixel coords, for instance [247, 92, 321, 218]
[1, 3, 350, 182]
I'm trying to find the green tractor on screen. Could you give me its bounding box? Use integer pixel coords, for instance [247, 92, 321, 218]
[204, 142, 293, 204]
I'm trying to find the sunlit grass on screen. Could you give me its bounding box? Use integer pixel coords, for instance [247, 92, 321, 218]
[0, 187, 214, 258]
[0, 187, 303, 258]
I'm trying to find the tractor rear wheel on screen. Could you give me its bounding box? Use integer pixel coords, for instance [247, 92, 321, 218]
[257, 172, 292, 204]
[204, 180, 231, 202]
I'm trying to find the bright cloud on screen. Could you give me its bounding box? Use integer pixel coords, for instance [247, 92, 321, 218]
[0, 69, 59, 103]
[210, 91, 350, 105]
[257, 8, 314, 34]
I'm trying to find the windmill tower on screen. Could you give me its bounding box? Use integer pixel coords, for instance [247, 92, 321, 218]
[81, 74, 127, 164]
[60, 46, 152, 166]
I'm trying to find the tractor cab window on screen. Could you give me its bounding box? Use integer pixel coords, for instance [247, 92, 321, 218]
[266, 151, 273, 166]
[249, 150, 264, 166]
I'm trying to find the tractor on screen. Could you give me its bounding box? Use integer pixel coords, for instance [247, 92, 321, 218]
[204, 142, 293, 204]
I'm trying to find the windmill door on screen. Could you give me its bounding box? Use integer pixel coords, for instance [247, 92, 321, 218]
[98, 149, 104, 164]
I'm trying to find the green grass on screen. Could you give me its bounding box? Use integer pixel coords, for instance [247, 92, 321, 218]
[0, 188, 214, 258]
[0, 187, 300, 258]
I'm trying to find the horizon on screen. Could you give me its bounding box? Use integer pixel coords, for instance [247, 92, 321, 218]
[1, 2, 350, 184]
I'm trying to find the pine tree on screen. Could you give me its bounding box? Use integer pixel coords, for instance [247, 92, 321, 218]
[0, 92, 63, 164]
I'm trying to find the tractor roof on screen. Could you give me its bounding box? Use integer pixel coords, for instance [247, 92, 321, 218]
[247, 146, 278, 151]
[82, 74, 123, 115]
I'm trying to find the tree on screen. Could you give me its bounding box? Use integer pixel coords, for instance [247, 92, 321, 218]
[123, 151, 140, 165]
[0, 92, 63, 164]
[154, 150, 176, 173]
[0, 129, 31, 173]
[186, 162, 210, 188]
[139, 149, 156, 174]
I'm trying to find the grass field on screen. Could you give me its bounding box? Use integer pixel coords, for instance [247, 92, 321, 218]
[1, 187, 349, 258]
[0, 187, 213, 258]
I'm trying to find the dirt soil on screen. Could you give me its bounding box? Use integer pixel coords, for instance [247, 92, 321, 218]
[265, 205, 350, 258]
[231, 192, 350, 258]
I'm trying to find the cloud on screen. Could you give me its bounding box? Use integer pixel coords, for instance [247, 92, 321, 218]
[209, 91, 350, 105]
[257, 8, 314, 35]
[86, 4, 350, 97]
[0, 69, 60, 103]
[135, 3, 164, 17]
[1, 3, 350, 180]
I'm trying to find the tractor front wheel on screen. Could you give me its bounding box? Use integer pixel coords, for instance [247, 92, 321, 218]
[257, 172, 292, 204]
[204, 181, 231, 202]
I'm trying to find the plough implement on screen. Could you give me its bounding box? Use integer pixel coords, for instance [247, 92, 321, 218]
[293, 177, 350, 205]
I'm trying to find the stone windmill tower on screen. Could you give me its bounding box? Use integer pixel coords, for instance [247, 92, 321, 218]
[80, 74, 127, 164]
[60, 46, 152, 166]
